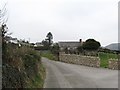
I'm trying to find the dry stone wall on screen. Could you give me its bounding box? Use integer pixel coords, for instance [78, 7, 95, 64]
[108, 59, 119, 70]
[59, 54, 100, 68]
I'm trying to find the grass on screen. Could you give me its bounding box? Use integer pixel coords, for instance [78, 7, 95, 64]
[98, 52, 118, 68]
[41, 51, 57, 60]
[29, 64, 46, 88]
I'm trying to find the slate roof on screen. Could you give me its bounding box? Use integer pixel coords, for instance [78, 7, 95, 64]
[58, 42, 81, 48]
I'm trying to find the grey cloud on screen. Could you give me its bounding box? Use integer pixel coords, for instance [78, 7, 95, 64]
[6, 0, 119, 46]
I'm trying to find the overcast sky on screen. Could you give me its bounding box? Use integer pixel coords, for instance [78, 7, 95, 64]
[0, 0, 119, 46]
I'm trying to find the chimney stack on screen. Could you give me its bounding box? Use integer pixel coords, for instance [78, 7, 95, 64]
[79, 39, 82, 43]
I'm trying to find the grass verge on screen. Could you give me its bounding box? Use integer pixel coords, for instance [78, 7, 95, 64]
[29, 64, 46, 88]
[41, 51, 57, 60]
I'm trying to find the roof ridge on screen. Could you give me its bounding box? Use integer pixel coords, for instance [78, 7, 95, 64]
[59, 41, 80, 43]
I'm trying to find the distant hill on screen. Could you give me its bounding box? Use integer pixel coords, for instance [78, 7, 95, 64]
[105, 43, 120, 51]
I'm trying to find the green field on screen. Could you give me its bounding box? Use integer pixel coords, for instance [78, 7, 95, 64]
[98, 52, 118, 68]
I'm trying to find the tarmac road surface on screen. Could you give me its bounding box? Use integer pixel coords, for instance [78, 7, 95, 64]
[42, 57, 118, 88]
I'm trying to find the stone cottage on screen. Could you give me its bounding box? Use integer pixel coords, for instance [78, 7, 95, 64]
[58, 39, 83, 54]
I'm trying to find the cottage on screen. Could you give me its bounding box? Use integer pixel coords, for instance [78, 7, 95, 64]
[5, 36, 18, 44]
[58, 39, 83, 53]
[35, 42, 43, 47]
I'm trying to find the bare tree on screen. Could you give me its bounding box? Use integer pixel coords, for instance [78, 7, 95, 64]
[0, 2, 8, 25]
[0, 2, 9, 42]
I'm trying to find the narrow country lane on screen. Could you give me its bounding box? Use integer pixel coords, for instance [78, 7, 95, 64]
[42, 57, 118, 88]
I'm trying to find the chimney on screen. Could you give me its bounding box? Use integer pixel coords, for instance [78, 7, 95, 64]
[79, 39, 82, 43]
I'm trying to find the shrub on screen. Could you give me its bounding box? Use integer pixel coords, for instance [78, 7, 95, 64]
[2, 43, 45, 88]
[82, 39, 101, 50]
